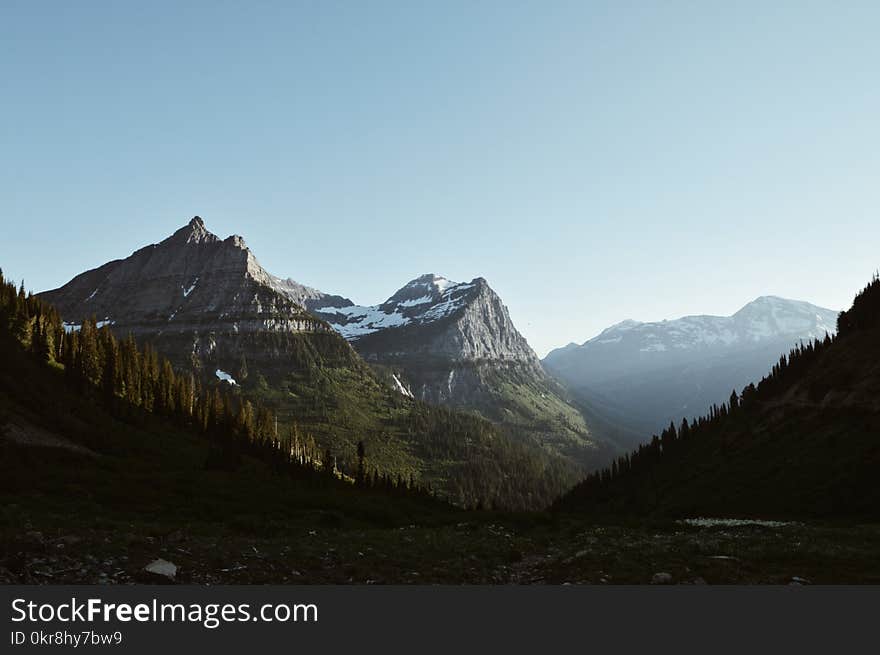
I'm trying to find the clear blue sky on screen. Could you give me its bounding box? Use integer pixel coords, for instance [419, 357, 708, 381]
[2, 1, 879, 356]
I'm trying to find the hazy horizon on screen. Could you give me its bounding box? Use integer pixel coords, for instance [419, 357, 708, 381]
[2, 2, 878, 356]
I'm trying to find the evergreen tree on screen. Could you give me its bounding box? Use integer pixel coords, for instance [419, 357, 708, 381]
[356, 440, 366, 485]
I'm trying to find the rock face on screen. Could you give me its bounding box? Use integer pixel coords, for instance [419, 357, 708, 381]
[39, 217, 357, 377]
[310, 275, 608, 468]
[543, 296, 840, 438]
[310, 274, 540, 367]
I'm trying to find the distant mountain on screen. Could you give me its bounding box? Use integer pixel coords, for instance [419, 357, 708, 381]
[310, 274, 615, 468]
[555, 276, 880, 518]
[544, 296, 839, 439]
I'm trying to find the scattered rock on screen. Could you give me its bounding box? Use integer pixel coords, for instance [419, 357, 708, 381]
[651, 572, 674, 585]
[144, 559, 177, 580]
[219, 564, 247, 573]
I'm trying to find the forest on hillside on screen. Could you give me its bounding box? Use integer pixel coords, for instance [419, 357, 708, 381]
[0, 269, 578, 511]
[556, 274, 880, 518]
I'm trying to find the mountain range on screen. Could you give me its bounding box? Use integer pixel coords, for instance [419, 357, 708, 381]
[544, 296, 839, 438]
[36, 215, 854, 509]
[37, 217, 609, 506]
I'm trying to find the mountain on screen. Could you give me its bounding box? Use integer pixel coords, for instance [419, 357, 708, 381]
[34, 218, 581, 509]
[544, 296, 839, 439]
[308, 274, 535, 363]
[555, 276, 880, 518]
[40, 217, 354, 374]
[309, 274, 615, 468]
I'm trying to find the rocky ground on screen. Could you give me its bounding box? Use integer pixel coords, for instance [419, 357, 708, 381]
[2, 514, 878, 585]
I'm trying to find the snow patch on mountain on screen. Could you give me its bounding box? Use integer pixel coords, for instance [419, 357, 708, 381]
[63, 318, 115, 333]
[215, 369, 237, 385]
[397, 295, 434, 308]
[391, 374, 414, 398]
[182, 278, 199, 297]
[313, 274, 478, 341]
[314, 304, 412, 338]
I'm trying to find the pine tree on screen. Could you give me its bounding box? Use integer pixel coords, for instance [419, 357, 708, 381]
[356, 440, 366, 485]
[78, 318, 102, 386]
[322, 448, 334, 476]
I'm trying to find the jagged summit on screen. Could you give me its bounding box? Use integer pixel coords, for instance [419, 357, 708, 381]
[162, 216, 220, 246]
[398, 273, 472, 294]
[310, 274, 533, 363]
[38, 217, 328, 341]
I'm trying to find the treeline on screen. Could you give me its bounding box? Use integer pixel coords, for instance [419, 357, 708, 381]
[0, 269, 433, 499]
[837, 271, 880, 336]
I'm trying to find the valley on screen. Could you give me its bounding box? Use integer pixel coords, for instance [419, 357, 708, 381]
[2, 223, 879, 586]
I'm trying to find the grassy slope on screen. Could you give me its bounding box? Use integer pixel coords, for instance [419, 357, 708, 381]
[0, 334, 449, 528]
[485, 367, 613, 464]
[352, 311, 620, 470]
[117, 324, 580, 510]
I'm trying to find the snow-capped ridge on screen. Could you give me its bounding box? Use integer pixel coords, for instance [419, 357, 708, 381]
[312, 274, 484, 341]
[562, 296, 839, 356]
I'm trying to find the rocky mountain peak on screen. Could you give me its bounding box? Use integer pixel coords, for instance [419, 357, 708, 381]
[225, 234, 248, 249]
[308, 273, 538, 366]
[37, 217, 326, 340]
[163, 216, 220, 246]
[379, 274, 477, 310]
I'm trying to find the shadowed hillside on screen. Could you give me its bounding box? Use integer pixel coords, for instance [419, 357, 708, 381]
[555, 274, 880, 518]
